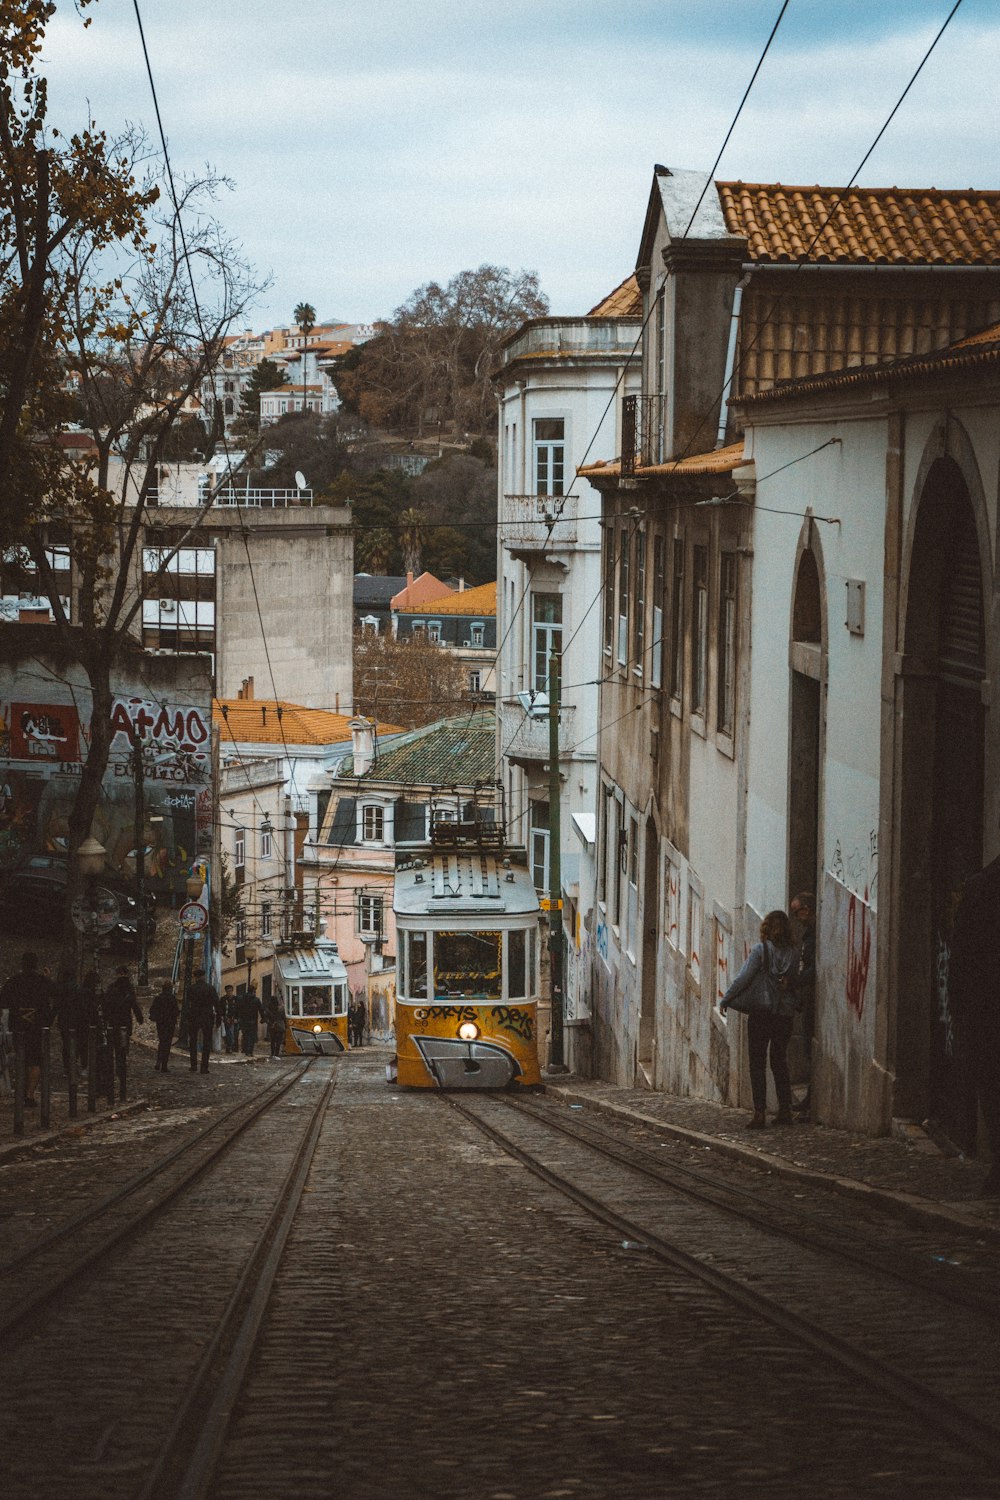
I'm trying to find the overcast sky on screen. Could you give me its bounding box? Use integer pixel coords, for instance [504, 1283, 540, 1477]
[41, 0, 1000, 329]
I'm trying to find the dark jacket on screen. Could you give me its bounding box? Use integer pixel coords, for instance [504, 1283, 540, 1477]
[234, 993, 262, 1032]
[150, 987, 180, 1032]
[102, 976, 144, 1034]
[0, 967, 55, 1037]
[721, 941, 799, 1019]
[188, 978, 221, 1027]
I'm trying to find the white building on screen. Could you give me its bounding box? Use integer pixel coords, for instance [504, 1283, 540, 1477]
[494, 278, 642, 1066]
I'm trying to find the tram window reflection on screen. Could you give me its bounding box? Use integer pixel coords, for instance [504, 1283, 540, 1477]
[508, 929, 526, 998]
[408, 931, 428, 998]
[333, 983, 347, 1015]
[434, 931, 502, 999]
[301, 985, 332, 1016]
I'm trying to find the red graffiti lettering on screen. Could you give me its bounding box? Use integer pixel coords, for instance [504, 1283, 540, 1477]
[846, 890, 872, 1019]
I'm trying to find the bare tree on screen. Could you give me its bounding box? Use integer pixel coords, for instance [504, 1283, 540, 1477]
[354, 630, 468, 730]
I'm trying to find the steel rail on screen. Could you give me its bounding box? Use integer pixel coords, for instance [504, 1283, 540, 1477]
[0, 1059, 316, 1342]
[135, 1061, 339, 1500]
[446, 1094, 1000, 1468]
[499, 1092, 1000, 1320]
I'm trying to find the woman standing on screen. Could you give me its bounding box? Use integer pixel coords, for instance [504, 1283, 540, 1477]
[720, 909, 799, 1129]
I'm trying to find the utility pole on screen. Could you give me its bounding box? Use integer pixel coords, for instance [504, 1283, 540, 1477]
[547, 647, 565, 1070]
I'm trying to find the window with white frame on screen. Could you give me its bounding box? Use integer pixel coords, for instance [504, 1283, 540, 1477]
[603, 530, 615, 657]
[714, 910, 733, 1012]
[235, 910, 247, 950]
[470, 622, 484, 646]
[664, 848, 681, 950]
[234, 826, 246, 871]
[427, 620, 442, 643]
[717, 551, 737, 737]
[670, 533, 685, 701]
[651, 533, 665, 690]
[361, 804, 385, 842]
[617, 526, 630, 666]
[469, 670, 481, 692]
[260, 821, 273, 860]
[688, 877, 704, 987]
[531, 593, 562, 692]
[692, 544, 709, 718]
[358, 891, 384, 937]
[261, 900, 272, 939]
[529, 801, 550, 892]
[533, 418, 565, 497]
[632, 529, 646, 673]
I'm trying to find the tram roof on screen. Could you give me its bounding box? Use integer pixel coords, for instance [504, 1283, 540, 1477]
[393, 848, 539, 920]
[273, 938, 348, 984]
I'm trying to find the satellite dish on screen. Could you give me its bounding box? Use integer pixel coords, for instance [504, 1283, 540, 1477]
[294, 470, 307, 491]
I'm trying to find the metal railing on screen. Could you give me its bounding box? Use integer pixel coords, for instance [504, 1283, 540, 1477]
[621, 395, 667, 475]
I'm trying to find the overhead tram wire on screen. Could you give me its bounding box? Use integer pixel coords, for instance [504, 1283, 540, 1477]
[133, 0, 305, 814]
[664, 0, 967, 470]
[488, 0, 792, 720]
[511, 0, 966, 722]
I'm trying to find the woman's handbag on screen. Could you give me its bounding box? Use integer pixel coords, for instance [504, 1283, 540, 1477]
[723, 942, 780, 1015]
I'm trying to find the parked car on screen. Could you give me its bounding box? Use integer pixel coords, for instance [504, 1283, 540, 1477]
[0, 855, 157, 952]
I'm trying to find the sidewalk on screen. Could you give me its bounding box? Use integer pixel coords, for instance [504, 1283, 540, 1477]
[543, 1076, 1000, 1243]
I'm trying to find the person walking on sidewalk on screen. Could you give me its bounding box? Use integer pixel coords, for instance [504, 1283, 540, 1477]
[102, 965, 144, 1097]
[949, 850, 1000, 1196]
[235, 982, 263, 1058]
[150, 982, 179, 1072]
[222, 984, 238, 1053]
[187, 969, 221, 1073]
[789, 892, 817, 1120]
[264, 994, 286, 1058]
[720, 910, 800, 1129]
[0, 952, 55, 1107]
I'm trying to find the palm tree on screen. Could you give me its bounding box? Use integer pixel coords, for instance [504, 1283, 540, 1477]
[399, 507, 424, 575]
[292, 302, 316, 418]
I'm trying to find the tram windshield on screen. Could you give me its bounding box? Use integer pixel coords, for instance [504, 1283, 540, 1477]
[433, 931, 502, 999]
[284, 982, 347, 1017]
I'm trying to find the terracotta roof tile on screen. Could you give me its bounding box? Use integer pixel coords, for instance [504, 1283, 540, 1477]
[580, 441, 747, 480]
[397, 581, 496, 616]
[716, 182, 1000, 265]
[215, 699, 361, 746]
[586, 275, 643, 317]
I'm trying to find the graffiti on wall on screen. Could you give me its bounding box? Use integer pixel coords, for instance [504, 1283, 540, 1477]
[832, 827, 878, 904]
[845, 892, 872, 1019]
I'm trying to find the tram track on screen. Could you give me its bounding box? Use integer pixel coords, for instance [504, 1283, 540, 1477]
[446, 1090, 1000, 1470]
[0, 1057, 315, 1343]
[3, 1058, 340, 1500]
[501, 1091, 1000, 1320]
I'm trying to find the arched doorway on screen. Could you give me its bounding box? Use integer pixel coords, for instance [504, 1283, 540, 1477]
[898, 455, 986, 1148]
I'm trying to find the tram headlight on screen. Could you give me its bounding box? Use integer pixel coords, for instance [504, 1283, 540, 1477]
[313, 1024, 323, 1034]
[458, 1021, 480, 1041]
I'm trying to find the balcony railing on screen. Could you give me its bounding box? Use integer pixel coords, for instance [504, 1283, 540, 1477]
[621, 395, 667, 475]
[142, 486, 315, 509]
[502, 492, 578, 553]
[499, 695, 578, 763]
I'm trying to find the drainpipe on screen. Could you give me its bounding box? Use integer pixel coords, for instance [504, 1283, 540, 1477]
[717, 273, 750, 449]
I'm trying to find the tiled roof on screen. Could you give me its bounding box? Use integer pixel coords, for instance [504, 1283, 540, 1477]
[354, 573, 407, 607]
[717, 182, 1000, 265]
[580, 441, 748, 480]
[214, 699, 356, 747]
[397, 581, 496, 617]
[390, 572, 454, 609]
[741, 321, 1000, 405]
[587, 275, 643, 317]
[337, 710, 496, 784]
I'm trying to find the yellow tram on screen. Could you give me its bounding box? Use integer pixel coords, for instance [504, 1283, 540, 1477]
[273, 934, 350, 1054]
[390, 808, 542, 1089]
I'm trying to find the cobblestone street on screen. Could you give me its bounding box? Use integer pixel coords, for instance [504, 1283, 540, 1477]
[2, 1044, 999, 1498]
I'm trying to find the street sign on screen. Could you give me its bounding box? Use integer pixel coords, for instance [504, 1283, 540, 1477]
[179, 900, 209, 934]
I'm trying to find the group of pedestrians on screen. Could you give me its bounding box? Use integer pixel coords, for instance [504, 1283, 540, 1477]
[0, 952, 144, 1104]
[150, 972, 288, 1072]
[719, 895, 815, 1130]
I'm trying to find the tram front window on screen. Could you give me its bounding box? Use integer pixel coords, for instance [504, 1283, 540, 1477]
[300, 985, 332, 1017]
[434, 931, 502, 999]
